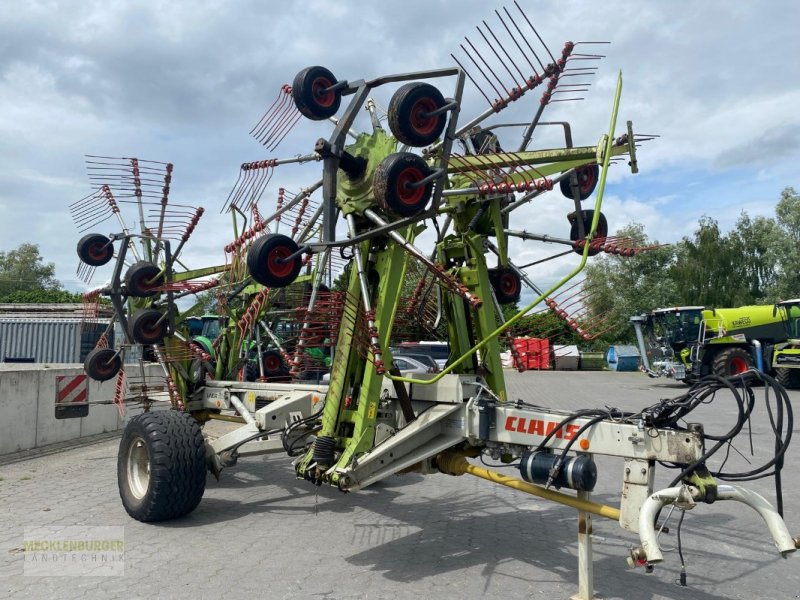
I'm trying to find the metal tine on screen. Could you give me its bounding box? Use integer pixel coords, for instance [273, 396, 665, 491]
[477, 22, 525, 91]
[495, 8, 539, 77]
[76, 262, 96, 284]
[451, 53, 494, 108]
[225, 165, 256, 213]
[250, 85, 291, 137]
[246, 163, 275, 212]
[71, 192, 115, 231]
[254, 94, 291, 143]
[459, 152, 496, 187]
[465, 35, 512, 98]
[447, 154, 486, 187]
[72, 206, 112, 230]
[253, 86, 301, 151]
[86, 155, 170, 166]
[461, 41, 506, 101]
[222, 169, 244, 213]
[503, 5, 545, 72]
[514, 0, 557, 67]
[268, 111, 303, 152]
[265, 106, 302, 151]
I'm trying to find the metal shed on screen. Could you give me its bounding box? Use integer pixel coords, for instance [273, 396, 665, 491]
[0, 304, 113, 364]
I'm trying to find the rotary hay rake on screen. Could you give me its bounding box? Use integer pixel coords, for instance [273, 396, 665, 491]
[70, 4, 796, 598]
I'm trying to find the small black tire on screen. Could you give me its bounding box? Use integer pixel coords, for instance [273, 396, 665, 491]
[247, 234, 303, 288]
[292, 66, 341, 120]
[262, 350, 289, 377]
[711, 347, 753, 377]
[560, 164, 600, 200]
[776, 368, 800, 389]
[489, 267, 521, 305]
[130, 309, 168, 345]
[388, 82, 447, 147]
[373, 152, 433, 217]
[569, 209, 608, 256]
[77, 234, 114, 267]
[84, 347, 122, 381]
[125, 262, 164, 297]
[118, 410, 207, 522]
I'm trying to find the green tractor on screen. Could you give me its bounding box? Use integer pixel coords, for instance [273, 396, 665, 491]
[631, 304, 787, 384]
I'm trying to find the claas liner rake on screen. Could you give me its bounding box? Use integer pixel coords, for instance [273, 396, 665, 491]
[70, 4, 796, 598]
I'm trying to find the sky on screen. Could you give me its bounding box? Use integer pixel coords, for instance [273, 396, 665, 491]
[1, 0, 799, 302]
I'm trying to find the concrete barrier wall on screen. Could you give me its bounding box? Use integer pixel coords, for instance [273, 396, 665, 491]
[0, 364, 162, 456]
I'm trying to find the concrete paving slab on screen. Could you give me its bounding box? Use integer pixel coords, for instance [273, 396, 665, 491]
[1, 371, 799, 599]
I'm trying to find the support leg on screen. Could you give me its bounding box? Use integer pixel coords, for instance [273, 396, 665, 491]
[572, 490, 597, 600]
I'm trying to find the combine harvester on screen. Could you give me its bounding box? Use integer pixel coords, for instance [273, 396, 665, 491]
[69, 5, 796, 598]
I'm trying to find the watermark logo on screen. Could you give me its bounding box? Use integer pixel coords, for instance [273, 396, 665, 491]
[23, 526, 124, 576]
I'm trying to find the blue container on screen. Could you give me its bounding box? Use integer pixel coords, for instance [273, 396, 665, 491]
[607, 345, 641, 371]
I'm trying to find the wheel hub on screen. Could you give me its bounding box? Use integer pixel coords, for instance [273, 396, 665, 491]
[127, 436, 151, 500]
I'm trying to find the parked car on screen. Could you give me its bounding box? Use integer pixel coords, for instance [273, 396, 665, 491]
[391, 355, 435, 374]
[389, 350, 439, 373]
[395, 341, 450, 369]
[321, 354, 431, 383]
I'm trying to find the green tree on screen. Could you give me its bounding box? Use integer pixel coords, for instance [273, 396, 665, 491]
[0, 289, 83, 303]
[0, 243, 60, 297]
[773, 187, 800, 299]
[729, 211, 784, 303]
[670, 216, 748, 307]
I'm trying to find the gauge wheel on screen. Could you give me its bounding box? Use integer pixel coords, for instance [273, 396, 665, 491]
[373, 152, 433, 217]
[489, 267, 521, 305]
[77, 233, 114, 267]
[569, 209, 608, 256]
[84, 347, 122, 382]
[125, 262, 164, 297]
[262, 350, 289, 377]
[292, 66, 341, 120]
[247, 233, 303, 288]
[118, 410, 206, 522]
[388, 82, 448, 147]
[560, 164, 600, 200]
[130, 309, 168, 345]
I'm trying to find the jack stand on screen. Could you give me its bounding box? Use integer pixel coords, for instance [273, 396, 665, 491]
[572, 490, 598, 600]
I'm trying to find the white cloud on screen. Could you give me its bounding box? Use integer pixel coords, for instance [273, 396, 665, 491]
[0, 0, 798, 296]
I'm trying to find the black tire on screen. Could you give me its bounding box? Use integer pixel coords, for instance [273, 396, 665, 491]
[560, 164, 600, 200]
[77, 233, 114, 267]
[125, 261, 164, 297]
[776, 368, 800, 389]
[118, 410, 207, 522]
[292, 66, 341, 120]
[262, 349, 289, 377]
[568, 209, 608, 256]
[711, 347, 753, 377]
[489, 267, 521, 305]
[84, 347, 122, 381]
[373, 152, 433, 217]
[130, 309, 168, 345]
[388, 82, 447, 147]
[247, 233, 303, 288]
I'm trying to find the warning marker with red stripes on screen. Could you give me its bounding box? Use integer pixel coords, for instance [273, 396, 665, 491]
[56, 375, 88, 404]
[55, 374, 89, 419]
